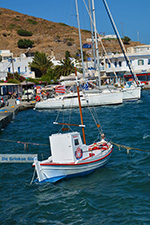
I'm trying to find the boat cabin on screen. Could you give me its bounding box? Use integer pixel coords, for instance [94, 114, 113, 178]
[50, 132, 85, 163]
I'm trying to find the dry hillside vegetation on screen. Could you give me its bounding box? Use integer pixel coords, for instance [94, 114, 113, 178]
[0, 8, 142, 60]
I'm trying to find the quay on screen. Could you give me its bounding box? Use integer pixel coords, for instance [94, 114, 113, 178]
[0, 99, 35, 130]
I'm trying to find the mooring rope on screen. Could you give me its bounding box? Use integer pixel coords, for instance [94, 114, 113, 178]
[0, 138, 149, 154]
[30, 168, 36, 185]
[111, 142, 150, 154]
[0, 138, 49, 150]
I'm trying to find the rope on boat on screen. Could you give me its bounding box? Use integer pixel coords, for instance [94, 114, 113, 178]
[111, 142, 150, 154]
[30, 168, 36, 185]
[0, 138, 49, 150]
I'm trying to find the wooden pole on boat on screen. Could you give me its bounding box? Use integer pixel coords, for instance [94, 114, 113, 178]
[75, 67, 86, 144]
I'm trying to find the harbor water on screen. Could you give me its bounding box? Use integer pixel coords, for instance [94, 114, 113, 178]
[0, 90, 150, 225]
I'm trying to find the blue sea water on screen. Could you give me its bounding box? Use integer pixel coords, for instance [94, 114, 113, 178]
[0, 90, 150, 225]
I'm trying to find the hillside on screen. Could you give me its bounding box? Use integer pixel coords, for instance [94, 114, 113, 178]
[0, 7, 142, 60]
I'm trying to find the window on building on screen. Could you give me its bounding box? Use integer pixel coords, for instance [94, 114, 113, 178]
[8, 67, 11, 72]
[18, 67, 20, 73]
[148, 59, 150, 65]
[108, 63, 111, 68]
[138, 59, 144, 66]
[25, 67, 27, 72]
[119, 61, 122, 67]
[114, 62, 117, 67]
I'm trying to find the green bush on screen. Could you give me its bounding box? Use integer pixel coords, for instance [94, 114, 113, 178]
[17, 29, 33, 36]
[59, 22, 68, 26]
[9, 23, 16, 29]
[67, 42, 73, 46]
[123, 36, 131, 44]
[17, 39, 34, 48]
[27, 19, 38, 25]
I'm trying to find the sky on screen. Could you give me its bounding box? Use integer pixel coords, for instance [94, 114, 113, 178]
[1, 0, 150, 45]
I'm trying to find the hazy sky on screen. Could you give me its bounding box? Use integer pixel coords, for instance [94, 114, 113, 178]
[1, 0, 150, 44]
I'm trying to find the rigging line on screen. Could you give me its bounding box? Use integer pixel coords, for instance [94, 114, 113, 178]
[87, 105, 102, 135]
[54, 107, 61, 122]
[30, 168, 36, 185]
[81, 0, 86, 30]
[111, 142, 150, 153]
[102, 0, 138, 83]
[82, 0, 118, 80]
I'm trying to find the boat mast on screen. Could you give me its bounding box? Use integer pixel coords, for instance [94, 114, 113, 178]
[75, 0, 85, 79]
[75, 67, 86, 144]
[91, 0, 101, 87]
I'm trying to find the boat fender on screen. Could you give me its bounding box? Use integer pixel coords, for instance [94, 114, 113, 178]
[75, 147, 83, 160]
[35, 96, 40, 102]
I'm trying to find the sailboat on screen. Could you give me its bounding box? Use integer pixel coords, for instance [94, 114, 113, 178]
[35, 0, 123, 110]
[101, 0, 141, 101]
[32, 68, 113, 183]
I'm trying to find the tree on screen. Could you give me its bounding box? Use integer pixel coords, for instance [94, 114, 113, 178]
[122, 36, 131, 44]
[53, 51, 74, 78]
[29, 51, 53, 77]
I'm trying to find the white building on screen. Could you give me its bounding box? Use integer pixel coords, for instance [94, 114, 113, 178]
[0, 50, 35, 81]
[102, 44, 150, 83]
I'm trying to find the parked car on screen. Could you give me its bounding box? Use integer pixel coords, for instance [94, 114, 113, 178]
[22, 89, 35, 101]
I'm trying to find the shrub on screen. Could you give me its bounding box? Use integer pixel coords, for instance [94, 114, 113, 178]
[9, 23, 16, 29]
[123, 36, 131, 44]
[59, 22, 68, 26]
[13, 17, 20, 21]
[2, 33, 7, 37]
[17, 39, 34, 48]
[17, 29, 33, 36]
[27, 19, 38, 25]
[67, 42, 73, 46]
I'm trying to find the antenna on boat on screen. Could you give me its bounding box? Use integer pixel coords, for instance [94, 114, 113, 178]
[75, 67, 86, 144]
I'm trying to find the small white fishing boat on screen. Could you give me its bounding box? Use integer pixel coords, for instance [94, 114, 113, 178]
[32, 68, 113, 183]
[33, 132, 113, 183]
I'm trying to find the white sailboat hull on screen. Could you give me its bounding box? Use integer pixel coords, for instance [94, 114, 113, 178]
[35, 91, 123, 109]
[122, 86, 141, 101]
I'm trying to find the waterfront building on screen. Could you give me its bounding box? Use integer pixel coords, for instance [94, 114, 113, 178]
[0, 50, 35, 80]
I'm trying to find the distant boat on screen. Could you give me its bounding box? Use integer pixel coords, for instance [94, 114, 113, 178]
[121, 84, 141, 102]
[35, 87, 123, 110]
[32, 68, 113, 183]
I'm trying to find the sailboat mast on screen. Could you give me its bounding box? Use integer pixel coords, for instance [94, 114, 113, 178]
[75, 67, 86, 144]
[91, 0, 101, 88]
[75, 0, 85, 79]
